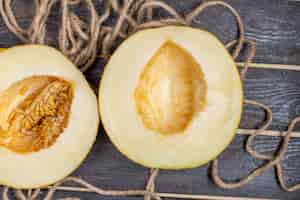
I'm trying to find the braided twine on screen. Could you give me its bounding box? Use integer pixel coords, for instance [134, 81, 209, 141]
[1, 0, 300, 199]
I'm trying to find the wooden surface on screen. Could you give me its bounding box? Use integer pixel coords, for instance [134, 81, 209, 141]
[1, 0, 300, 199]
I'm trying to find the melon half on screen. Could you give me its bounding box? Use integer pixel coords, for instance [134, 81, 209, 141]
[99, 26, 243, 169]
[0, 45, 99, 188]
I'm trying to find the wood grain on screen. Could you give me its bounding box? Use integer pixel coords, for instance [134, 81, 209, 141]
[1, 0, 300, 199]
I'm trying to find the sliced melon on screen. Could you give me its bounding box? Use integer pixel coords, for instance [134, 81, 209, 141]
[99, 26, 242, 169]
[0, 45, 99, 188]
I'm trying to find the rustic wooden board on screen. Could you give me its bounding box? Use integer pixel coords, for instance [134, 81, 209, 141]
[1, 0, 300, 199]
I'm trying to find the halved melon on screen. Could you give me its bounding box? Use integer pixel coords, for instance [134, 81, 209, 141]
[0, 45, 99, 188]
[99, 26, 242, 169]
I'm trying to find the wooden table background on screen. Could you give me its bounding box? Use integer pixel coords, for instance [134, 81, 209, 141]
[1, 0, 300, 199]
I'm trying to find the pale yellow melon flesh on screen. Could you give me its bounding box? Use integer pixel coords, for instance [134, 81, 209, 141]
[0, 45, 99, 188]
[99, 26, 242, 169]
